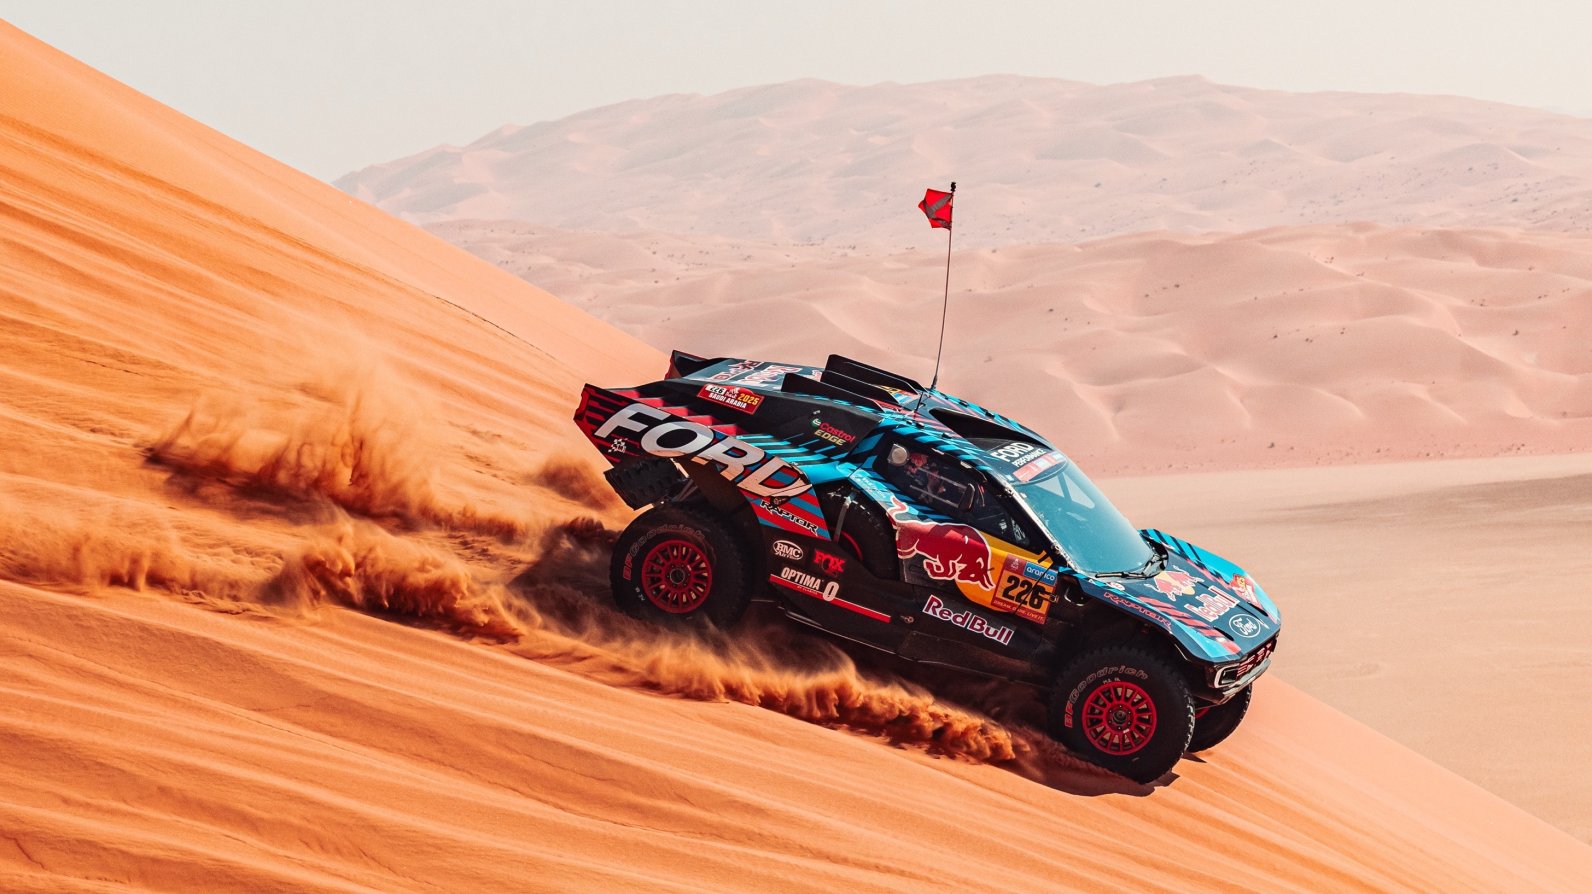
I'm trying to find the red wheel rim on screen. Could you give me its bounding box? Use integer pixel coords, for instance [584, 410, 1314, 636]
[1081, 680, 1158, 756]
[639, 538, 713, 613]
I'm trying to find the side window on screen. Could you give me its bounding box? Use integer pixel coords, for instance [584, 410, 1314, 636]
[882, 442, 1036, 549]
[883, 444, 975, 513]
[966, 484, 1039, 550]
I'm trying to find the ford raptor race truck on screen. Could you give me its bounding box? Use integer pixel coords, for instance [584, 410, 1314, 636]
[574, 352, 1281, 782]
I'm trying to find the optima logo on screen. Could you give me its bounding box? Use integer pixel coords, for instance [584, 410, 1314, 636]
[779, 566, 839, 602]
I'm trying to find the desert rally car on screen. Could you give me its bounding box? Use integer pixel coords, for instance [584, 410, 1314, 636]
[574, 351, 1280, 782]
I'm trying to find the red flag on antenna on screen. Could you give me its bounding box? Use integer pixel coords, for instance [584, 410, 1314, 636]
[918, 187, 954, 229]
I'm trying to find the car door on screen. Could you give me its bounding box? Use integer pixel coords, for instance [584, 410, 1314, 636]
[878, 440, 1057, 655]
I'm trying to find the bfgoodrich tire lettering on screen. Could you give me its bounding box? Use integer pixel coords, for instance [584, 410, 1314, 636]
[610, 504, 753, 627]
[1048, 645, 1195, 783]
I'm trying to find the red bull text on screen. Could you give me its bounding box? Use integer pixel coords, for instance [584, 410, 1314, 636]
[922, 595, 1014, 645]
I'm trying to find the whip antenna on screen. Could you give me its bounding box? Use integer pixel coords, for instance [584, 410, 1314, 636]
[916, 181, 956, 392]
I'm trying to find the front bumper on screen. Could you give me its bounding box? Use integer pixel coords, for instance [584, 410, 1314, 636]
[1207, 636, 1277, 693]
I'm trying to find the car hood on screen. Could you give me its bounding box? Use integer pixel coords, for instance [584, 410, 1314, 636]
[1072, 529, 1281, 663]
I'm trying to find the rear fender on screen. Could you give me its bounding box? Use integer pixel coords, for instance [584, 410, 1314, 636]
[603, 456, 686, 509]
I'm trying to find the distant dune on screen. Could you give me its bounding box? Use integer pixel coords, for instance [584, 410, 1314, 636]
[338, 75, 1592, 246]
[431, 218, 1592, 474]
[342, 76, 1592, 474]
[8, 19, 1592, 892]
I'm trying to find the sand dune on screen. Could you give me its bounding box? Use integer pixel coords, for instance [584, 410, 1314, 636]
[348, 73, 1592, 479]
[1107, 452, 1592, 845]
[5, 19, 1592, 892]
[338, 75, 1592, 246]
[432, 219, 1592, 474]
[9, 581, 1592, 893]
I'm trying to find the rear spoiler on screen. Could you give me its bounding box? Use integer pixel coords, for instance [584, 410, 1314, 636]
[781, 369, 896, 407]
[825, 354, 924, 395]
[667, 349, 720, 379]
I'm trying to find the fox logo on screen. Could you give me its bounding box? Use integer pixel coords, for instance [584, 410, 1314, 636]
[886, 498, 994, 590]
[813, 550, 846, 577]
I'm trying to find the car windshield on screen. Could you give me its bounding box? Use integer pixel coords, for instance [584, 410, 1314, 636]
[1011, 462, 1153, 576]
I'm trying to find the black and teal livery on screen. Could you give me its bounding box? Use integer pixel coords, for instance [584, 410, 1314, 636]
[575, 350, 1281, 782]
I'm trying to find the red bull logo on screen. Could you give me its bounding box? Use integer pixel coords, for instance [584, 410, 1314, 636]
[1151, 568, 1198, 597]
[887, 498, 994, 590]
[1189, 589, 1238, 622]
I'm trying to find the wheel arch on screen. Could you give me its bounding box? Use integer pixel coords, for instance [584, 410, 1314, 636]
[813, 479, 899, 579]
[1050, 600, 1205, 689]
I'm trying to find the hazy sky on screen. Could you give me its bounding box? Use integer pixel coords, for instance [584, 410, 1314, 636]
[8, 1, 1592, 180]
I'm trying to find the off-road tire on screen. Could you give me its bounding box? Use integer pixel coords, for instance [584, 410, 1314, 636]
[1188, 684, 1252, 753]
[1048, 645, 1196, 783]
[610, 503, 752, 627]
[817, 486, 898, 579]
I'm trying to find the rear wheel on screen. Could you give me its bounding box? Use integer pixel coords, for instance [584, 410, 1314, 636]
[610, 504, 752, 627]
[1048, 645, 1195, 783]
[1188, 684, 1252, 753]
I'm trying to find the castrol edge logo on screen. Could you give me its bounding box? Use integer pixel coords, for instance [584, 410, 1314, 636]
[594, 403, 810, 499]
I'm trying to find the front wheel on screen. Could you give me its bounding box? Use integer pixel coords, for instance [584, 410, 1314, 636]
[1188, 684, 1252, 753]
[610, 503, 752, 627]
[1048, 645, 1195, 783]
